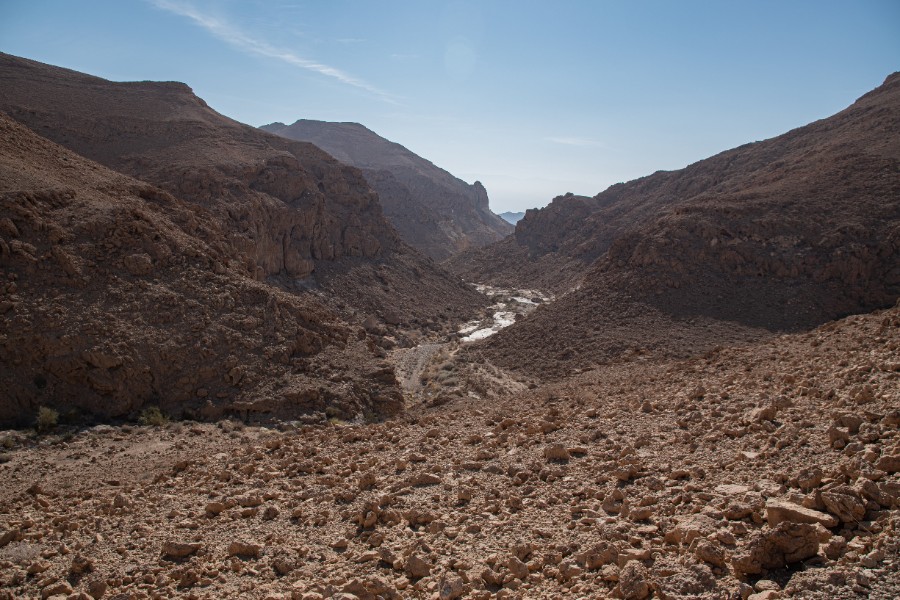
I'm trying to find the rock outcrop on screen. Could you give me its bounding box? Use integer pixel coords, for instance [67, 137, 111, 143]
[0, 53, 485, 331]
[261, 120, 513, 261]
[0, 113, 402, 426]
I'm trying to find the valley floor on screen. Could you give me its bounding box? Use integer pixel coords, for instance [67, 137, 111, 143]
[0, 303, 898, 600]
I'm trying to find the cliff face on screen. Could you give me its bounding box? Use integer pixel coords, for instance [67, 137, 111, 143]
[465, 73, 900, 377]
[0, 113, 403, 426]
[0, 53, 485, 328]
[261, 120, 513, 261]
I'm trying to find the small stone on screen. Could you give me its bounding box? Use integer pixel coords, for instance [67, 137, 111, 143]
[162, 541, 202, 559]
[765, 499, 838, 528]
[405, 554, 431, 578]
[695, 540, 726, 568]
[228, 540, 262, 558]
[731, 522, 819, 575]
[543, 444, 570, 461]
[69, 554, 93, 575]
[411, 472, 442, 486]
[26, 560, 51, 575]
[205, 502, 226, 515]
[178, 568, 200, 588]
[85, 579, 107, 599]
[755, 579, 781, 592]
[41, 582, 73, 599]
[438, 573, 465, 600]
[358, 472, 377, 490]
[618, 561, 650, 600]
[875, 454, 900, 473]
[821, 487, 866, 523]
[506, 556, 529, 580]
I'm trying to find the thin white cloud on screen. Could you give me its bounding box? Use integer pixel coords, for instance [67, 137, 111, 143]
[149, 0, 396, 103]
[546, 136, 605, 148]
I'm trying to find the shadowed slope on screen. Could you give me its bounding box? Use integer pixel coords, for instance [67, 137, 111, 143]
[463, 73, 900, 377]
[0, 113, 403, 426]
[0, 53, 485, 330]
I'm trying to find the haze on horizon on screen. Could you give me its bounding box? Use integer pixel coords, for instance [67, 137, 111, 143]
[1, 0, 898, 213]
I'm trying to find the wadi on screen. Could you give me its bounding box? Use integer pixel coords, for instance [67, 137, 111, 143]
[0, 43, 898, 600]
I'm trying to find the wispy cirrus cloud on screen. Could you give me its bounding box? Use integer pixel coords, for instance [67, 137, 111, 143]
[546, 136, 605, 148]
[148, 0, 397, 103]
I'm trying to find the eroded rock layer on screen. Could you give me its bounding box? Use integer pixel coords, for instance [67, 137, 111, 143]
[0, 52, 485, 330]
[0, 113, 401, 426]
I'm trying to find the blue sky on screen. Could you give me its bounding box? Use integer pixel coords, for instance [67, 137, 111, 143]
[1, 1, 898, 212]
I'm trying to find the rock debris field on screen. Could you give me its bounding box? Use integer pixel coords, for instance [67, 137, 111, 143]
[1, 302, 898, 600]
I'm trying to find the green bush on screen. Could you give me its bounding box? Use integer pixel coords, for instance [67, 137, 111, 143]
[35, 406, 59, 433]
[138, 406, 169, 427]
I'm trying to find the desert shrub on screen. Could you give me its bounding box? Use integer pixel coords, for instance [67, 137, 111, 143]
[218, 419, 243, 433]
[35, 406, 58, 433]
[0, 452, 10, 464]
[138, 406, 168, 427]
[0, 541, 40, 565]
[324, 406, 343, 419]
[0, 436, 13, 449]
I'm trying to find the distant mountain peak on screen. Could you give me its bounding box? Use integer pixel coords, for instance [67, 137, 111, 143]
[261, 120, 512, 261]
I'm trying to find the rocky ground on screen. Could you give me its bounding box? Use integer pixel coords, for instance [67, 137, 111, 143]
[1, 300, 897, 600]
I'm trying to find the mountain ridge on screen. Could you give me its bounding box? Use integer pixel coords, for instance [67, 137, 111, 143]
[0, 52, 486, 335]
[460, 71, 900, 378]
[261, 119, 513, 261]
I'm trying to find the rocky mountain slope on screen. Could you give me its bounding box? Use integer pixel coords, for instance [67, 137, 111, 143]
[0, 112, 403, 427]
[261, 120, 513, 261]
[460, 73, 900, 377]
[0, 53, 485, 332]
[1, 297, 897, 599]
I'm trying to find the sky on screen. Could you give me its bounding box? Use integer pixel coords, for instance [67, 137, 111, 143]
[1, 1, 898, 213]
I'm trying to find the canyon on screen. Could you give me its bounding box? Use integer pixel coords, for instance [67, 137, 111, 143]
[0, 54, 898, 600]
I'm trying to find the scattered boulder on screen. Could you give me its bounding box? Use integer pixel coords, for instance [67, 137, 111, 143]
[820, 487, 866, 524]
[731, 522, 820, 576]
[765, 500, 838, 528]
[228, 541, 263, 559]
[162, 541, 202, 559]
[618, 561, 651, 600]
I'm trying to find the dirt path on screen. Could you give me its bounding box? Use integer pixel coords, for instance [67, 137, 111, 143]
[391, 342, 442, 393]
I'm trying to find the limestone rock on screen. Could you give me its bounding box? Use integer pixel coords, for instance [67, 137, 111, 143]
[820, 487, 866, 524]
[404, 554, 431, 578]
[228, 540, 263, 558]
[618, 561, 650, 600]
[765, 500, 838, 528]
[731, 522, 820, 575]
[162, 541, 202, 559]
